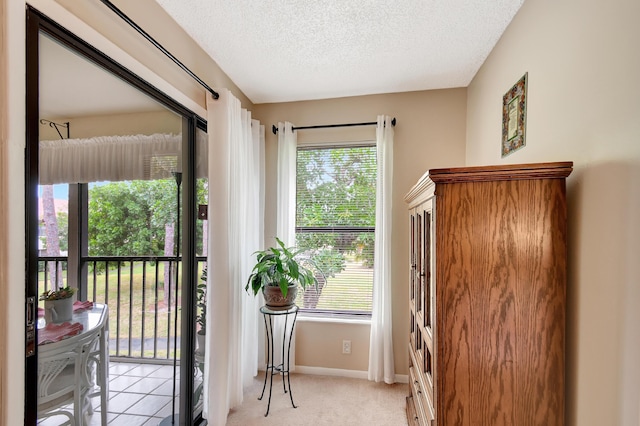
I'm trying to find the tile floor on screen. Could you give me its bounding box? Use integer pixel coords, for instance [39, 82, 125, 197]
[38, 361, 200, 425]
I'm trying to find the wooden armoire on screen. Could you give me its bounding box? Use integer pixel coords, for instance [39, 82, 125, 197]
[404, 162, 572, 426]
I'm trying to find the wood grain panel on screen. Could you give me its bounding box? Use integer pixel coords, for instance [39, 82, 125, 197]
[437, 182, 474, 425]
[513, 178, 566, 425]
[472, 180, 518, 425]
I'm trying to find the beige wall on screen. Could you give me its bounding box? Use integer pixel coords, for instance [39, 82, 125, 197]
[465, 0, 640, 425]
[55, 0, 253, 112]
[0, 0, 7, 421]
[5, 0, 26, 422]
[39, 110, 182, 140]
[296, 321, 371, 372]
[253, 89, 467, 375]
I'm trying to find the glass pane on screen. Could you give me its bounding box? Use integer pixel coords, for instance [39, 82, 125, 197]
[296, 145, 377, 228]
[193, 126, 208, 418]
[37, 31, 188, 424]
[295, 144, 377, 316]
[294, 231, 374, 314]
[37, 184, 69, 296]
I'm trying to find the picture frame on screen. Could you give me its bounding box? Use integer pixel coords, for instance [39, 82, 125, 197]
[502, 72, 528, 157]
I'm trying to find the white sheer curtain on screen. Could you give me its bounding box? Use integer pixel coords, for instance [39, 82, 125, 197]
[204, 89, 264, 425]
[39, 133, 208, 184]
[253, 119, 267, 371]
[368, 115, 395, 383]
[276, 121, 296, 246]
[275, 121, 297, 368]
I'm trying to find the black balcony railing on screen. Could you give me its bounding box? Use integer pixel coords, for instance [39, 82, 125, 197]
[38, 255, 206, 362]
[39, 256, 68, 295]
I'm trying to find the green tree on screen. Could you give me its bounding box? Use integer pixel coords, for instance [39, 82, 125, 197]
[57, 212, 68, 253]
[295, 146, 377, 309]
[296, 146, 376, 253]
[88, 180, 179, 256]
[88, 178, 209, 257]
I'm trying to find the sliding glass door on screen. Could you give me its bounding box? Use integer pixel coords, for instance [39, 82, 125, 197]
[25, 7, 206, 424]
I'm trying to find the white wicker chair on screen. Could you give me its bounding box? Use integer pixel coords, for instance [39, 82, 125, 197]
[37, 327, 101, 425]
[86, 325, 109, 422]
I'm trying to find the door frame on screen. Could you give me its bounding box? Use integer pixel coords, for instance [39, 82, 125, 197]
[25, 6, 204, 424]
[0, 0, 7, 420]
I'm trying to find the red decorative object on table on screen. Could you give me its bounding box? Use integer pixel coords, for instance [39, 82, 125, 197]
[38, 321, 84, 345]
[73, 300, 94, 313]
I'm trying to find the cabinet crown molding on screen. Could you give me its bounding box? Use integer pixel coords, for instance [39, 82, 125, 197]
[404, 171, 435, 206]
[428, 161, 573, 183]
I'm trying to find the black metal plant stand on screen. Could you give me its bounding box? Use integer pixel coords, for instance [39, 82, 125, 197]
[259, 305, 299, 417]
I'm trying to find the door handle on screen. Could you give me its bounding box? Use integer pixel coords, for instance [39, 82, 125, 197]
[26, 296, 36, 357]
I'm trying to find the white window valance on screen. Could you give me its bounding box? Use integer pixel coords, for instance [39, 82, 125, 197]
[39, 132, 208, 185]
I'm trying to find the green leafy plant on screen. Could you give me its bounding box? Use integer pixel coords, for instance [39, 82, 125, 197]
[39, 285, 76, 301]
[245, 237, 321, 298]
[196, 268, 207, 334]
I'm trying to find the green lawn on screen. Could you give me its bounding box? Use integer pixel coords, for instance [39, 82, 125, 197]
[296, 258, 374, 312]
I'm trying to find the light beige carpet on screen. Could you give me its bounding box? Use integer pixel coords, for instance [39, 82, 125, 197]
[225, 373, 409, 426]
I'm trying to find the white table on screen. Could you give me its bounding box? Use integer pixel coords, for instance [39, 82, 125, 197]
[38, 303, 109, 425]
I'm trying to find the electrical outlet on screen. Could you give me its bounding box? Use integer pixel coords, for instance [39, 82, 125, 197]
[342, 340, 351, 354]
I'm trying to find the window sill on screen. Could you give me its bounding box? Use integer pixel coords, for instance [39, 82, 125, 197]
[297, 314, 371, 325]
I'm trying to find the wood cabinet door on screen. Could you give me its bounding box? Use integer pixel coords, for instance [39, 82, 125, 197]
[436, 179, 566, 425]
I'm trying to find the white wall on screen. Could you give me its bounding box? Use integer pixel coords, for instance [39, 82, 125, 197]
[465, 0, 640, 425]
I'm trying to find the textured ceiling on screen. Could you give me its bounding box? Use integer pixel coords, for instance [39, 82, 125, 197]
[154, 0, 525, 104]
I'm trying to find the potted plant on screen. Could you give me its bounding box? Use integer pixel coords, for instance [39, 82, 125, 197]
[196, 268, 207, 355]
[245, 237, 321, 310]
[194, 268, 207, 405]
[40, 285, 76, 323]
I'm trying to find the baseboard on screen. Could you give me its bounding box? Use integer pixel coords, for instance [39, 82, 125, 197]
[294, 365, 369, 379]
[292, 365, 409, 384]
[395, 374, 409, 383]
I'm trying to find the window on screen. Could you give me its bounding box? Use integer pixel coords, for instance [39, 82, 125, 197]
[295, 144, 376, 317]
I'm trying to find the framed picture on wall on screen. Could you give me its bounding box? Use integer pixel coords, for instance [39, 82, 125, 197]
[502, 72, 528, 157]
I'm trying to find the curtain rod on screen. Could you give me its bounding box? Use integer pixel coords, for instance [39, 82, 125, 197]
[39, 119, 70, 139]
[99, 0, 219, 100]
[271, 118, 396, 135]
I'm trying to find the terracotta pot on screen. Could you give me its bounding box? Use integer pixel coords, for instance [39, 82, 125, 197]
[262, 284, 298, 311]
